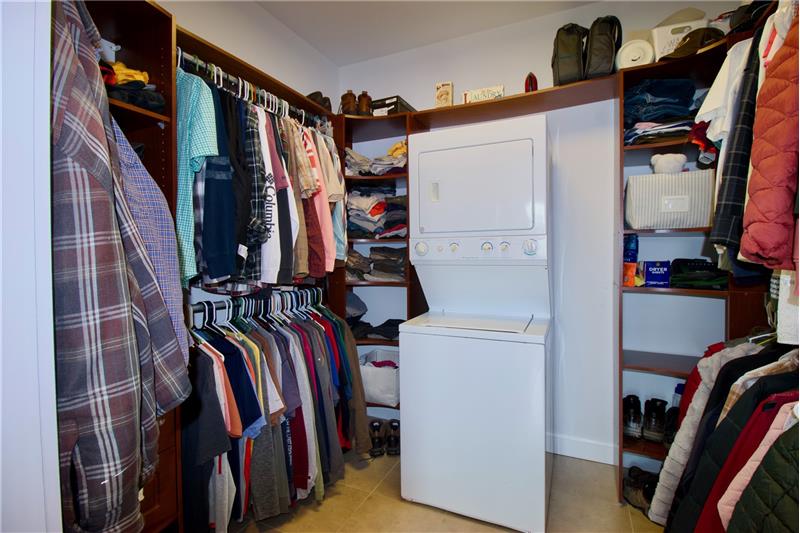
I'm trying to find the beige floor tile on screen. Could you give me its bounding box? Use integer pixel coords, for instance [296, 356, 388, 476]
[253, 484, 371, 533]
[340, 451, 400, 493]
[546, 456, 632, 533]
[627, 505, 662, 533]
[337, 493, 506, 532]
[373, 461, 401, 500]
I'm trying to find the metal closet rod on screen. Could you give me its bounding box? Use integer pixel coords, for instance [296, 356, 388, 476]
[178, 49, 328, 127]
[189, 286, 324, 314]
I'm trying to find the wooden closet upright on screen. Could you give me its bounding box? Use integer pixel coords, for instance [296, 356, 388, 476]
[85, 2, 333, 530]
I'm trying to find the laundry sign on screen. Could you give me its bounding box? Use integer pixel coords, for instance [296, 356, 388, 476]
[462, 85, 504, 104]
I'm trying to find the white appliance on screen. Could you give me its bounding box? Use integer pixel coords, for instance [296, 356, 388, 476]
[400, 114, 553, 533]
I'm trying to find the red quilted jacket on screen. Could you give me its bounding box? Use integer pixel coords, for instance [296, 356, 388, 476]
[740, 19, 798, 270]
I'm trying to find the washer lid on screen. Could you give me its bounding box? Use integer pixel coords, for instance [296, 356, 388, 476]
[400, 312, 550, 343]
[416, 312, 532, 333]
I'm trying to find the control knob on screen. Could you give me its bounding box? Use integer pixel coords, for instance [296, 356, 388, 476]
[522, 239, 538, 256]
[449, 242, 459, 253]
[499, 241, 510, 252]
[481, 241, 493, 253]
[414, 242, 429, 256]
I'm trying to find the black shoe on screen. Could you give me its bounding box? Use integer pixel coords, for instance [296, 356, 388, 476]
[386, 419, 400, 456]
[369, 419, 385, 457]
[623, 395, 643, 438]
[642, 398, 667, 442]
[624, 466, 659, 513]
[663, 407, 679, 449]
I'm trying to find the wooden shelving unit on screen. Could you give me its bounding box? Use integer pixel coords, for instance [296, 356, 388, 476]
[614, 30, 772, 501]
[623, 435, 668, 461]
[623, 227, 711, 236]
[623, 137, 691, 151]
[622, 350, 699, 379]
[86, 2, 181, 531]
[356, 339, 399, 347]
[328, 113, 427, 326]
[622, 286, 728, 298]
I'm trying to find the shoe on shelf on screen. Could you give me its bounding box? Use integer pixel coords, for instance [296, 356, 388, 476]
[642, 398, 668, 442]
[306, 90, 332, 112]
[386, 419, 400, 456]
[369, 419, 385, 457]
[624, 466, 659, 514]
[340, 90, 357, 115]
[357, 90, 373, 116]
[663, 406, 679, 449]
[623, 395, 643, 439]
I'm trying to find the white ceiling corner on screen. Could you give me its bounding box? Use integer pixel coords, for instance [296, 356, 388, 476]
[257, 1, 592, 66]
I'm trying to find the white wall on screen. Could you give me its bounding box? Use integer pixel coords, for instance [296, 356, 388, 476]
[338, 1, 737, 109]
[1, 2, 61, 531]
[162, 1, 339, 103]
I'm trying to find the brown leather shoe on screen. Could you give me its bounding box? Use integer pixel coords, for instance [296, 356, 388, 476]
[357, 90, 373, 116]
[306, 91, 332, 112]
[340, 90, 357, 114]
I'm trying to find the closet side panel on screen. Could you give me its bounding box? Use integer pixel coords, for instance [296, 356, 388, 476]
[0, 2, 61, 531]
[549, 100, 618, 464]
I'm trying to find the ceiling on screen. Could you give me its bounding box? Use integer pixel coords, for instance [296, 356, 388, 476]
[258, 2, 591, 66]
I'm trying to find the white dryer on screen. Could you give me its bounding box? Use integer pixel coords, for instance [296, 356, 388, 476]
[400, 114, 554, 533]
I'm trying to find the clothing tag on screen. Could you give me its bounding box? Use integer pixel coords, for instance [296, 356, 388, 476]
[660, 195, 689, 213]
[238, 244, 249, 259]
[138, 489, 145, 502]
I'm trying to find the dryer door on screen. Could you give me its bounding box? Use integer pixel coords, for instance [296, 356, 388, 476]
[417, 138, 534, 234]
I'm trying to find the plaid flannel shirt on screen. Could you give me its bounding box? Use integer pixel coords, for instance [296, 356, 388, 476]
[718, 349, 799, 426]
[53, 3, 190, 531]
[242, 105, 269, 280]
[114, 119, 189, 364]
[711, 28, 764, 248]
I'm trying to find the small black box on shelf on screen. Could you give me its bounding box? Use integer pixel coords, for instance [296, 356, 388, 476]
[371, 95, 417, 115]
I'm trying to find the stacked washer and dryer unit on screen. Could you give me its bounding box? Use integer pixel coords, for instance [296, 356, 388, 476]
[400, 114, 554, 533]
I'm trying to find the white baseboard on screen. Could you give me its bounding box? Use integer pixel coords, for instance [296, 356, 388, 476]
[548, 433, 616, 465]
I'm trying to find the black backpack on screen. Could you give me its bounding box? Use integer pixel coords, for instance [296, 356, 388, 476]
[551, 23, 589, 86]
[584, 16, 622, 79]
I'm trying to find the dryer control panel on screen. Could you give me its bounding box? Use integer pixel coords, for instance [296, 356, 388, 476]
[411, 236, 547, 262]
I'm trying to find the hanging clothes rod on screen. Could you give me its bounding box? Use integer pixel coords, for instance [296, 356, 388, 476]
[178, 48, 329, 127]
[188, 286, 324, 314]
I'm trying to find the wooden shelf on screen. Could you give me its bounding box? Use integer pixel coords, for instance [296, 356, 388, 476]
[343, 113, 409, 122]
[412, 75, 617, 129]
[356, 339, 399, 347]
[623, 350, 699, 379]
[623, 137, 691, 151]
[347, 280, 408, 287]
[367, 402, 400, 409]
[349, 238, 407, 244]
[623, 435, 668, 461]
[623, 227, 711, 236]
[108, 98, 171, 123]
[622, 286, 728, 298]
[345, 172, 407, 181]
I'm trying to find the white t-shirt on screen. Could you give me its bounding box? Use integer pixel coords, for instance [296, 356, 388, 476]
[256, 107, 282, 283]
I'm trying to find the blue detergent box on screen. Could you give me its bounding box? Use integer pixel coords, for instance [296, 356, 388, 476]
[641, 261, 671, 287]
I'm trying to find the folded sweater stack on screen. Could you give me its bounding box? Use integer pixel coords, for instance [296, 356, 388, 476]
[347, 187, 407, 239]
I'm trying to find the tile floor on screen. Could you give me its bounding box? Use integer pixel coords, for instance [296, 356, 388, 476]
[234, 452, 662, 533]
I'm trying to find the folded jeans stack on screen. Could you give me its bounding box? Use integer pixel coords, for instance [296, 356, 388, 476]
[364, 246, 406, 282]
[623, 79, 708, 145]
[346, 249, 371, 281]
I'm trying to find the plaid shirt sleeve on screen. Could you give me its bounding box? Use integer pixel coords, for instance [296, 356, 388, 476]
[711, 28, 764, 248]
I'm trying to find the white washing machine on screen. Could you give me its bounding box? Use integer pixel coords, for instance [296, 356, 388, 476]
[400, 114, 554, 533]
